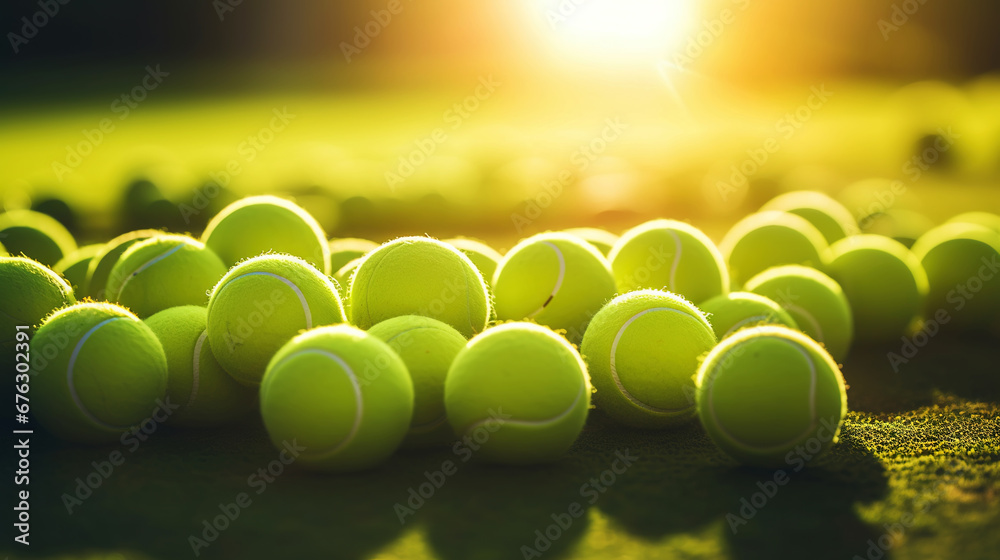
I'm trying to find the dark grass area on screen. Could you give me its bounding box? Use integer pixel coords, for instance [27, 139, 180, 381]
[4, 333, 999, 560]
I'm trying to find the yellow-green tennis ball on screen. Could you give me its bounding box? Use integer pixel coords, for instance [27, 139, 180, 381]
[260, 324, 414, 472]
[1, 257, 75, 361]
[699, 292, 799, 340]
[329, 237, 378, 274]
[85, 229, 161, 299]
[826, 235, 929, 341]
[107, 235, 227, 318]
[581, 290, 716, 429]
[30, 302, 168, 443]
[608, 220, 728, 304]
[0, 209, 77, 267]
[333, 257, 362, 322]
[54, 244, 102, 299]
[760, 191, 860, 244]
[720, 211, 829, 288]
[696, 326, 847, 467]
[145, 306, 256, 427]
[444, 322, 590, 465]
[368, 315, 467, 447]
[745, 265, 854, 361]
[563, 227, 619, 257]
[350, 237, 490, 338]
[911, 223, 1000, 332]
[207, 254, 346, 385]
[202, 195, 331, 274]
[445, 237, 504, 286]
[860, 209, 934, 248]
[946, 212, 1000, 235]
[493, 232, 615, 343]
[0, 241, 6, 256]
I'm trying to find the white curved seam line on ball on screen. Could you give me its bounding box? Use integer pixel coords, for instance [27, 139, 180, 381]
[276, 349, 362, 457]
[722, 315, 772, 339]
[667, 229, 682, 292]
[707, 336, 819, 454]
[783, 303, 824, 342]
[527, 241, 565, 319]
[226, 271, 313, 329]
[115, 244, 185, 301]
[188, 330, 209, 409]
[411, 414, 449, 434]
[611, 307, 697, 414]
[461, 374, 585, 434]
[67, 317, 131, 431]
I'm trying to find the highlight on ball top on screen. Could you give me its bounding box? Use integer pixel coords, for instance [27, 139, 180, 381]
[2, 0, 998, 559]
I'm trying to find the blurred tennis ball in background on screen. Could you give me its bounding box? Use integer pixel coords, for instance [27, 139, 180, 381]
[0, 209, 77, 267]
[202, 195, 331, 274]
[108, 235, 227, 318]
[745, 265, 854, 361]
[493, 232, 615, 343]
[328, 238, 379, 275]
[260, 325, 414, 472]
[207, 254, 346, 386]
[699, 292, 799, 340]
[86, 229, 161, 300]
[608, 220, 728, 304]
[445, 238, 504, 287]
[145, 306, 256, 427]
[351, 237, 490, 338]
[444, 322, 590, 465]
[826, 235, 928, 341]
[563, 227, 619, 257]
[31, 302, 168, 443]
[860, 209, 935, 248]
[54, 244, 102, 300]
[696, 326, 847, 467]
[911, 223, 1000, 332]
[1, 256, 75, 362]
[368, 315, 467, 447]
[946, 212, 1000, 235]
[582, 290, 716, 429]
[761, 191, 860, 244]
[720, 211, 829, 288]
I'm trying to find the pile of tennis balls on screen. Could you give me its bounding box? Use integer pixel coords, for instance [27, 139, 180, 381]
[6, 191, 1000, 472]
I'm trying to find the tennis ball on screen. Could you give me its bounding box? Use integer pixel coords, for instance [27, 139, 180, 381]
[0, 242, 5, 256]
[329, 237, 378, 274]
[581, 290, 716, 429]
[350, 237, 490, 338]
[745, 265, 854, 361]
[444, 322, 590, 464]
[260, 324, 414, 472]
[368, 315, 468, 446]
[54, 244, 102, 299]
[946, 212, 1000, 235]
[493, 232, 616, 343]
[107, 235, 227, 318]
[445, 237, 504, 286]
[0, 209, 77, 267]
[207, 254, 346, 385]
[202, 195, 331, 274]
[1, 257, 76, 362]
[86, 229, 161, 299]
[333, 257, 361, 322]
[761, 191, 860, 244]
[30, 302, 168, 443]
[826, 235, 929, 341]
[563, 227, 619, 257]
[860, 209, 935, 249]
[699, 292, 799, 340]
[911, 223, 1000, 332]
[145, 306, 256, 427]
[608, 220, 728, 304]
[695, 326, 847, 467]
[720, 211, 829, 288]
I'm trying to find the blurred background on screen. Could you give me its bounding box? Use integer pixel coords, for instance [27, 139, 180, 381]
[1, 0, 998, 249]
